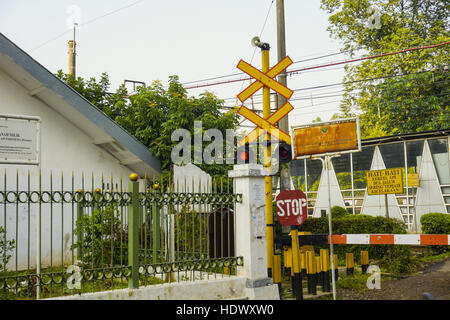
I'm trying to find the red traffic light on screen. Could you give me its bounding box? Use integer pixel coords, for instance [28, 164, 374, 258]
[275, 141, 292, 163]
[237, 143, 253, 164]
[239, 150, 249, 161]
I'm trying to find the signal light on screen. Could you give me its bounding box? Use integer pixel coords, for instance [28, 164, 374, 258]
[275, 141, 292, 164]
[237, 143, 252, 164]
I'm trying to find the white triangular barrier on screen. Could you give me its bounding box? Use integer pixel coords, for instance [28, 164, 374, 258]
[360, 146, 403, 220]
[312, 160, 346, 217]
[415, 141, 446, 227]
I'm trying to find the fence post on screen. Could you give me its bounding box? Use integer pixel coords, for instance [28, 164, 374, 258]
[128, 173, 140, 289]
[76, 189, 84, 262]
[228, 163, 279, 300]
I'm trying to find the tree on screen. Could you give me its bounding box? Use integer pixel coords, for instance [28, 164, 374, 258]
[55, 72, 239, 176]
[320, 0, 449, 138]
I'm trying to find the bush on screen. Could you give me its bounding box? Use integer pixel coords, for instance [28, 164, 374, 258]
[71, 206, 126, 268]
[420, 212, 450, 254]
[0, 226, 15, 273]
[297, 215, 413, 275]
[330, 206, 350, 219]
[420, 212, 450, 234]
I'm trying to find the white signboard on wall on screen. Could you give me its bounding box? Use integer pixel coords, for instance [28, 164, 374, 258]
[0, 114, 40, 165]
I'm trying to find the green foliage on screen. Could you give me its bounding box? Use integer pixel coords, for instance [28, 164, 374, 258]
[331, 206, 350, 218]
[0, 226, 15, 273]
[175, 206, 208, 256]
[420, 212, 450, 253]
[71, 206, 125, 268]
[55, 71, 240, 177]
[299, 214, 407, 234]
[320, 0, 449, 138]
[420, 212, 450, 234]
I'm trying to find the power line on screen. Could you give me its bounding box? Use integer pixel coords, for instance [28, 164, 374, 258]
[181, 51, 348, 87]
[31, 0, 146, 51]
[221, 68, 446, 106]
[183, 41, 450, 90]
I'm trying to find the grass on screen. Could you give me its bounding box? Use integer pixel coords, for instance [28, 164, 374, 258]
[418, 250, 450, 264]
[335, 273, 369, 292]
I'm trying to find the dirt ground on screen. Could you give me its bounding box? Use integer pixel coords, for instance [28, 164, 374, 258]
[337, 258, 450, 300]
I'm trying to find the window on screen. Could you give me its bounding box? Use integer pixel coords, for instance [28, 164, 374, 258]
[290, 159, 306, 191]
[428, 138, 450, 185]
[352, 146, 375, 189]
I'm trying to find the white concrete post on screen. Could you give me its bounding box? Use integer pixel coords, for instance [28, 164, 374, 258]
[228, 163, 280, 300]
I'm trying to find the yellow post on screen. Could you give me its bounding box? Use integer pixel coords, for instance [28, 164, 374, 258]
[361, 250, 369, 273]
[290, 229, 303, 299]
[290, 230, 300, 274]
[346, 252, 354, 275]
[261, 46, 274, 277]
[320, 249, 331, 292]
[284, 246, 292, 269]
[334, 253, 339, 281]
[306, 250, 316, 295]
[273, 254, 282, 293]
[315, 256, 321, 285]
[300, 251, 307, 276]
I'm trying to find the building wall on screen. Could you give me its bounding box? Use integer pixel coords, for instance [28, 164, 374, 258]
[0, 69, 135, 269]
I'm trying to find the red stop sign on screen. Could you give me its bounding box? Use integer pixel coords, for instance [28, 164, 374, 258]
[275, 190, 307, 226]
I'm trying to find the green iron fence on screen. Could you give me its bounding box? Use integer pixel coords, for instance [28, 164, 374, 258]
[0, 169, 243, 299]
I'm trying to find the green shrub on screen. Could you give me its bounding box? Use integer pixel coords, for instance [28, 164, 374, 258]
[330, 206, 350, 219]
[420, 212, 450, 254]
[0, 226, 15, 273]
[420, 212, 450, 234]
[71, 206, 125, 268]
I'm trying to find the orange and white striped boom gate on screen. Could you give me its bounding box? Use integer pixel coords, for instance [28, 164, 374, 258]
[280, 234, 450, 246]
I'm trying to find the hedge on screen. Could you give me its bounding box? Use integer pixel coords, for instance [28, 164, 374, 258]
[420, 212, 450, 234]
[420, 212, 450, 253]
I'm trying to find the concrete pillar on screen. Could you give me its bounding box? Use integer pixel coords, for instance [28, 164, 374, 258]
[228, 163, 280, 300]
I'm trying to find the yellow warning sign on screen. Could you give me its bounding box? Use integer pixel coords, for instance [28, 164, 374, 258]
[407, 173, 419, 187]
[366, 168, 404, 195]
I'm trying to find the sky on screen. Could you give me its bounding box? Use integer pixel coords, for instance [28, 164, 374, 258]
[0, 0, 352, 128]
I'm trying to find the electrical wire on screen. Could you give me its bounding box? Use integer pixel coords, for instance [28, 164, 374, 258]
[220, 68, 447, 105]
[31, 0, 147, 51]
[183, 41, 450, 90]
[180, 51, 348, 87]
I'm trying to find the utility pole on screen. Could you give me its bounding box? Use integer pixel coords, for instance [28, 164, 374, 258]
[276, 0, 293, 235]
[276, 0, 288, 133]
[68, 24, 77, 77]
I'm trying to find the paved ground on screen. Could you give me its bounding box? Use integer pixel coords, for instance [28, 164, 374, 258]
[337, 258, 450, 300]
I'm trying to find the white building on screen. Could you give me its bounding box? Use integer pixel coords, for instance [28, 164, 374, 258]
[0, 33, 160, 269]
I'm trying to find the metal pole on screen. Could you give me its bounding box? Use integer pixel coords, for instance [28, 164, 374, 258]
[276, 0, 294, 240]
[325, 156, 336, 300]
[261, 45, 274, 277]
[384, 194, 389, 218]
[276, 0, 288, 133]
[36, 167, 41, 299]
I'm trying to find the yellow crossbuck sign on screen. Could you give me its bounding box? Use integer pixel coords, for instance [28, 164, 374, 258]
[236, 56, 294, 146]
[237, 56, 294, 102]
[238, 103, 293, 146]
